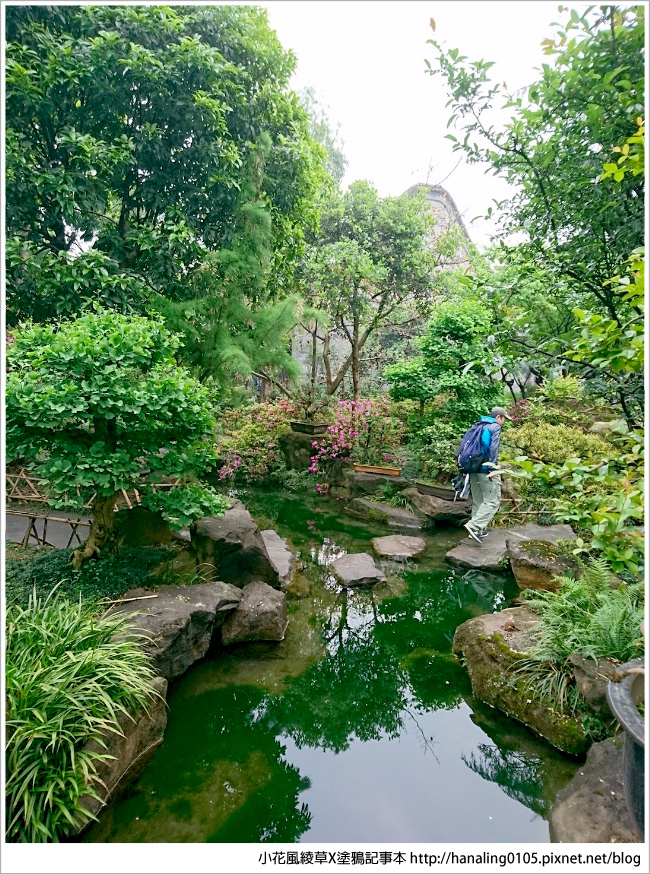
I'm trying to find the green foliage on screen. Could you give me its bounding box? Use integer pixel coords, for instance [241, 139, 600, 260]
[5, 546, 176, 608]
[5, 588, 159, 842]
[503, 422, 615, 464]
[567, 246, 644, 428]
[299, 181, 462, 398]
[385, 298, 504, 424]
[503, 428, 644, 574]
[404, 420, 465, 480]
[5, 238, 150, 326]
[426, 6, 644, 321]
[513, 559, 644, 733]
[141, 482, 227, 531]
[299, 86, 348, 185]
[6, 310, 226, 556]
[5, 4, 327, 374]
[537, 375, 585, 402]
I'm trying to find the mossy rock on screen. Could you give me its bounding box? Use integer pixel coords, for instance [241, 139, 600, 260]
[453, 607, 589, 755]
[507, 538, 580, 592]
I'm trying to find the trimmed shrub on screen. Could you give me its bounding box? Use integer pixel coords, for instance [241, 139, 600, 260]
[503, 422, 615, 464]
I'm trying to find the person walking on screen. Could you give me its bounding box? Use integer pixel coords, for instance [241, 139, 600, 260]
[463, 406, 511, 544]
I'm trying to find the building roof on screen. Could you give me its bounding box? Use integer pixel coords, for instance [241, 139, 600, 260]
[403, 183, 472, 243]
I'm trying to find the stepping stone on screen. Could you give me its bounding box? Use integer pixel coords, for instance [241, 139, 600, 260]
[331, 552, 386, 588]
[371, 535, 427, 561]
[261, 529, 296, 587]
[445, 523, 575, 571]
[343, 498, 424, 531]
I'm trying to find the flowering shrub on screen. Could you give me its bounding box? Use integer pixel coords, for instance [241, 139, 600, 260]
[217, 401, 300, 484]
[507, 399, 533, 424]
[309, 398, 408, 489]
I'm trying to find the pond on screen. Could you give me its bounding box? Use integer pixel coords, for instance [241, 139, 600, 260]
[82, 490, 581, 843]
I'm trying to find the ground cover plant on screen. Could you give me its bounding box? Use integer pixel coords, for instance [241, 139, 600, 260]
[5, 543, 176, 609]
[513, 559, 644, 737]
[5, 588, 159, 842]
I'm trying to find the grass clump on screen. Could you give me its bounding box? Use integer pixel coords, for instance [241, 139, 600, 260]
[5, 588, 160, 842]
[513, 558, 644, 730]
[5, 545, 176, 608]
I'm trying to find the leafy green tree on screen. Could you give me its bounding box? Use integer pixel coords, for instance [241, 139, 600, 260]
[5, 310, 226, 566]
[385, 298, 504, 424]
[298, 181, 463, 400]
[426, 5, 644, 323]
[5, 4, 326, 390]
[299, 86, 348, 185]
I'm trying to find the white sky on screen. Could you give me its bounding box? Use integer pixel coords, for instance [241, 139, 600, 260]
[264, 0, 592, 249]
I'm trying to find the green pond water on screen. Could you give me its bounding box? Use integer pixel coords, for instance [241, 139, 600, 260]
[82, 491, 581, 844]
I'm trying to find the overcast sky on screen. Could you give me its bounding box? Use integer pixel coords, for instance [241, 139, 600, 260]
[264, 0, 592, 249]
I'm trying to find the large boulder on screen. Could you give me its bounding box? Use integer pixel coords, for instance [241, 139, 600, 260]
[109, 582, 242, 680]
[446, 522, 575, 571]
[372, 535, 427, 561]
[77, 676, 168, 830]
[507, 538, 581, 591]
[401, 488, 471, 522]
[343, 497, 424, 532]
[191, 500, 280, 588]
[549, 738, 641, 843]
[261, 530, 296, 588]
[452, 606, 589, 755]
[221, 581, 288, 645]
[331, 552, 386, 588]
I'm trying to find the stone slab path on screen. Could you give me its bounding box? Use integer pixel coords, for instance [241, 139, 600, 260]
[445, 523, 575, 571]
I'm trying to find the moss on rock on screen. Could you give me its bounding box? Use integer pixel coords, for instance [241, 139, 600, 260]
[452, 607, 589, 755]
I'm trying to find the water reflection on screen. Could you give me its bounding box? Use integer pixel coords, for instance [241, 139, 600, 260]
[462, 698, 580, 819]
[82, 491, 580, 843]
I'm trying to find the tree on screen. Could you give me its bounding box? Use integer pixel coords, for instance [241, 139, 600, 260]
[385, 298, 504, 423]
[426, 5, 644, 323]
[299, 86, 348, 185]
[5, 310, 227, 566]
[5, 4, 327, 390]
[298, 181, 464, 400]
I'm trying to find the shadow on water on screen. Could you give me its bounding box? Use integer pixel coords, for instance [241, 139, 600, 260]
[82, 490, 582, 843]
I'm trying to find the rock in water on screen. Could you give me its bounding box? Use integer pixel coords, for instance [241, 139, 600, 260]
[261, 529, 296, 587]
[371, 535, 427, 560]
[221, 581, 288, 644]
[109, 582, 241, 680]
[331, 553, 386, 588]
[446, 523, 575, 571]
[549, 739, 641, 843]
[507, 538, 581, 591]
[452, 606, 589, 755]
[77, 676, 168, 830]
[191, 499, 280, 587]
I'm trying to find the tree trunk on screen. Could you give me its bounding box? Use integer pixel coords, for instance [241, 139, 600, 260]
[352, 315, 361, 402]
[71, 492, 119, 568]
[310, 326, 318, 398]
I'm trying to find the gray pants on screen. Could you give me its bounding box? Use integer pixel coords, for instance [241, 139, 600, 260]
[468, 472, 501, 532]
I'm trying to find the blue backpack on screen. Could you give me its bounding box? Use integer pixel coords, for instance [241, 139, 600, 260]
[455, 422, 488, 473]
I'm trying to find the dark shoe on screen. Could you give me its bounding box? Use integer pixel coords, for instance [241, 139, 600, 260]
[464, 523, 483, 544]
[481, 529, 488, 537]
